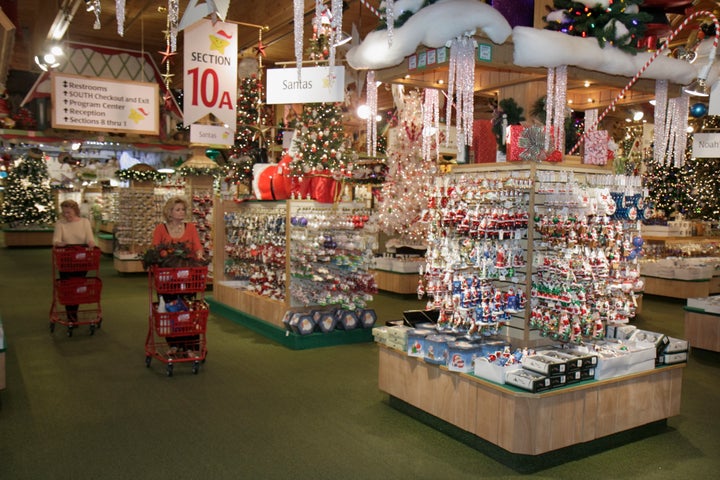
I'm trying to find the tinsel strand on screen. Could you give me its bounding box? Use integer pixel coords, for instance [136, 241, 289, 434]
[116, 0, 125, 37]
[445, 38, 457, 146]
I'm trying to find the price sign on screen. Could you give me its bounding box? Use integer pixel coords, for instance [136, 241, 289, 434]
[183, 19, 237, 130]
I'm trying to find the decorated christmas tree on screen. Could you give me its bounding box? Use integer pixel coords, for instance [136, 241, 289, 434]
[544, 0, 653, 54]
[375, 89, 434, 244]
[1, 149, 56, 227]
[682, 157, 720, 221]
[643, 151, 688, 220]
[290, 102, 348, 176]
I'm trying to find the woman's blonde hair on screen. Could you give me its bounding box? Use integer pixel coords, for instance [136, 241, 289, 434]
[60, 199, 81, 216]
[162, 196, 189, 221]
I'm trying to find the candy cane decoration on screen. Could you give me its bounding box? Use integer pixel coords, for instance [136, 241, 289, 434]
[359, 0, 382, 17]
[569, 10, 720, 156]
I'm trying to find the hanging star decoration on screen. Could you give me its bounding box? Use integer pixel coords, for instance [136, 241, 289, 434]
[255, 38, 266, 58]
[158, 43, 177, 65]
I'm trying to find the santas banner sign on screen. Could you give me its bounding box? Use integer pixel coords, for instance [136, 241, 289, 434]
[265, 66, 345, 104]
[183, 19, 237, 129]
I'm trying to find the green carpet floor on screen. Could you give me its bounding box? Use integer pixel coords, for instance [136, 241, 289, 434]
[0, 246, 719, 479]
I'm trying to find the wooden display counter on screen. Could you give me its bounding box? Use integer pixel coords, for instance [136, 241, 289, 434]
[113, 255, 145, 273]
[684, 308, 720, 352]
[96, 232, 114, 255]
[370, 269, 419, 294]
[378, 346, 683, 457]
[2, 228, 53, 247]
[213, 282, 286, 328]
[641, 275, 713, 299]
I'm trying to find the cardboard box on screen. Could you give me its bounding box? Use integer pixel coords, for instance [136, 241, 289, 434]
[473, 358, 521, 384]
[565, 366, 596, 384]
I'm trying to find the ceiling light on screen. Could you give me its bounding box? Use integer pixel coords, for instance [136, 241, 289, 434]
[584, 81, 591, 87]
[633, 110, 644, 122]
[357, 104, 370, 120]
[649, 99, 656, 106]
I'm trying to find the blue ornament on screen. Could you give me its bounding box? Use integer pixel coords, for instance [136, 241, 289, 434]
[632, 236, 644, 248]
[691, 102, 708, 118]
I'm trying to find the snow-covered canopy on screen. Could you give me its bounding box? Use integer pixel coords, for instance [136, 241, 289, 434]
[346, 0, 511, 70]
[346, 0, 718, 90]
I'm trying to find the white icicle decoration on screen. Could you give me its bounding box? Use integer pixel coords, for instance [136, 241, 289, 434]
[116, 0, 125, 37]
[445, 35, 476, 156]
[330, 0, 343, 67]
[294, 0, 304, 80]
[545, 67, 555, 152]
[366, 71, 378, 157]
[168, 0, 179, 52]
[653, 80, 668, 165]
[553, 65, 567, 152]
[385, 0, 395, 46]
[422, 88, 440, 163]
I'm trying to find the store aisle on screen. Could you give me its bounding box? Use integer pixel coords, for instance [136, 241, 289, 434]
[0, 246, 719, 479]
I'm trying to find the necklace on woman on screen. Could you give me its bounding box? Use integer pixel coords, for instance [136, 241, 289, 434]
[168, 222, 184, 235]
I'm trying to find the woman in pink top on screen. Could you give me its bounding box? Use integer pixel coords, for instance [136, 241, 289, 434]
[152, 196, 204, 356]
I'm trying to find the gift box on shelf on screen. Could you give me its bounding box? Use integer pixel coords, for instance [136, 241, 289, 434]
[447, 341, 483, 373]
[582, 130, 609, 165]
[505, 368, 553, 393]
[336, 310, 359, 330]
[663, 337, 689, 354]
[521, 353, 568, 376]
[657, 351, 688, 365]
[424, 334, 455, 365]
[296, 314, 316, 335]
[628, 329, 669, 355]
[473, 357, 522, 384]
[505, 125, 526, 162]
[316, 310, 338, 333]
[565, 367, 596, 384]
[358, 309, 377, 328]
[593, 340, 657, 380]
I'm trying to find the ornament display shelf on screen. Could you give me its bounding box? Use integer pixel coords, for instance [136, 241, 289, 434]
[2, 227, 54, 247]
[429, 162, 643, 347]
[212, 199, 377, 347]
[683, 307, 720, 352]
[379, 346, 683, 461]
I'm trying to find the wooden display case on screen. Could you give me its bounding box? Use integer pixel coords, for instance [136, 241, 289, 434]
[684, 308, 720, 352]
[2, 228, 53, 247]
[378, 346, 684, 456]
[369, 269, 419, 295]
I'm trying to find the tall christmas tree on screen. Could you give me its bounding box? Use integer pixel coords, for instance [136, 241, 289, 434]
[1, 149, 56, 227]
[290, 102, 348, 176]
[375, 89, 434, 244]
[229, 74, 271, 182]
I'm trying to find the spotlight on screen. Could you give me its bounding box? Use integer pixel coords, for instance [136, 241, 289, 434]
[357, 104, 370, 120]
[632, 110, 644, 122]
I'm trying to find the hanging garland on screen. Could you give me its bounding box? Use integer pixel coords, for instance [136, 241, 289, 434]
[177, 166, 224, 177]
[115, 169, 166, 182]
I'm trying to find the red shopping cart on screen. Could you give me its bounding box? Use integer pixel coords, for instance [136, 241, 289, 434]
[50, 246, 103, 337]
[144, 266, 208, 376]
